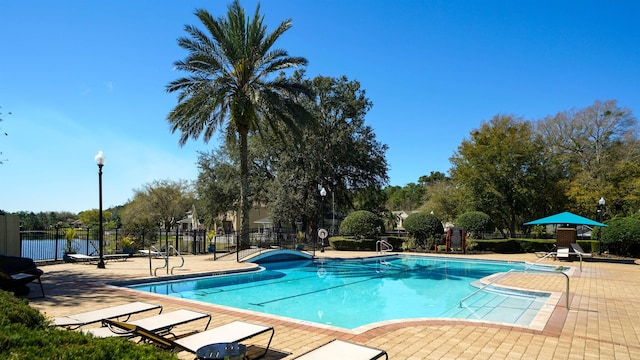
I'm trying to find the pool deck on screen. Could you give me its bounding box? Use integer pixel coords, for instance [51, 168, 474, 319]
[26, 250, 640, 359]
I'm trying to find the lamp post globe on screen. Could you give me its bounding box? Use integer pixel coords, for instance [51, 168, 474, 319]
[95, 151, 106, 269]
[597, 197, 605, 255]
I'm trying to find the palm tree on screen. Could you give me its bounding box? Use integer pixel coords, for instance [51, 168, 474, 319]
[166, 0, 313, 240]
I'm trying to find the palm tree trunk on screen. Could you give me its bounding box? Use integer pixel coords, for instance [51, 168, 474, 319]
[239, 130, 250, 244]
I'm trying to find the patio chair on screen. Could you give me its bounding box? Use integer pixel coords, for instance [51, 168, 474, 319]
[66, 253, 130, 263]
[54, 301, 162, 329]
[83, 309, 211, 338]
[571, 243, 593, 258]
[104, 319, 274, 358]
[556, 247, 570, 260]
[295, 339, 388, 360]
[0, 255, 45, 298]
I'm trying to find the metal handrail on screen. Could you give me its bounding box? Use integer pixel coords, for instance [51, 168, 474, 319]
[525, 251, 557, 270]
[150, 245, 185, 276]
[460, 268, 570, 310]
[168, 246, 185, 275]
[376, 239, 393, 254]
[146, 246, 163, 276]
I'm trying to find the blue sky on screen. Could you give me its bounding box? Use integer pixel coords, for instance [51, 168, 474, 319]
[1, 1, 638, 213]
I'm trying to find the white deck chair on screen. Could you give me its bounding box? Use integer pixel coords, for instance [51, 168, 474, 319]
[556, 247, 570, 260]
[104, 319, 274, 358]
[53, 301, 162, 329]
[83, 309, 210, 338]
[295, 339, 388, 360]
[571, 243, 593, 258]
[66, 253, 129, 263]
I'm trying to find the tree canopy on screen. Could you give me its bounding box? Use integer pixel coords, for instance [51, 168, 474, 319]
[538, 99, 640, 214]
[166, 0, 313, 239]
[450, 114, 562, 237]
[193, 74, 389, 239]
[121, 179, 194, 233]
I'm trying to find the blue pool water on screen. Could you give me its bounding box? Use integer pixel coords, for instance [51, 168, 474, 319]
[128, 255, 552, 329]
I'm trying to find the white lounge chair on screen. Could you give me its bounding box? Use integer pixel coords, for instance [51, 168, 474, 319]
[66, 253, 129, 263]
[84, 309, 210, 338]
[54, 301, 162, 329]
[295, 339, 388, 360]
[104, 319, 274, 358]
[556, 247, 570, 260]
[571, 243, 593, 258]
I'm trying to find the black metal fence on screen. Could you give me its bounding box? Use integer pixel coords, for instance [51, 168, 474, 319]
[20, 227, 210, 262]
[19, 226, 319, 262]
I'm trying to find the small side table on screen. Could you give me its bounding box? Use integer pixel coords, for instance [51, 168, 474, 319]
[196, 342, 248, 360]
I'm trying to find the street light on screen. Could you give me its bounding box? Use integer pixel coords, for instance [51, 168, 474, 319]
[320, 187, 327, 253]
[597, 197, 605, 255]
[95, 150, 106, 269]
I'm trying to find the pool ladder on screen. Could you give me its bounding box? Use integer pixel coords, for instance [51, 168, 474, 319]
[376, 239, 393, 254]
[149, 245, 185, 276]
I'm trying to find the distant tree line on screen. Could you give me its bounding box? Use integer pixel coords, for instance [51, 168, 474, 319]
[388, 99, 639, 238]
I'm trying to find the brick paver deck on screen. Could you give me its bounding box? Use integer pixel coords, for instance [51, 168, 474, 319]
[26, 250, 640, 359]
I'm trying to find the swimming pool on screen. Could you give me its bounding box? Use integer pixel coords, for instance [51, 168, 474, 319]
[128, 255, 555, 330]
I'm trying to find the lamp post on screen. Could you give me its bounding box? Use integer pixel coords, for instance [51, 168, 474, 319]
[597, 197, 605, 255]
[95, 151, 106, 269]
[320, 187, 327, 253]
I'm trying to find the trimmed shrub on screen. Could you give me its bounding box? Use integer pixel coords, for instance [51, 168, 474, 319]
[0, 290, 48, 329]
[339, 210, 383, 240]
[383, 236, 405, 251]
[403, 212, 444, 248]
[455, 211, 494, 239]
[329, 237, 377, 251]
[0, 290, 177, 360]
[601, 217, 640, 257]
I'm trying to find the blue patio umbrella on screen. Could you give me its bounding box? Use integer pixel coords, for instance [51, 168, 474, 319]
[523, 211, 607, 227]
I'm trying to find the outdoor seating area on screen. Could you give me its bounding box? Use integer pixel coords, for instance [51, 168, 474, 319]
[60, 301, 385, 360]
[0, 254, 45, 297]
[105, 319, 275, 358]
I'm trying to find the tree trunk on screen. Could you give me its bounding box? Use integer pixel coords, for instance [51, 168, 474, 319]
[239, 130, 250, 244]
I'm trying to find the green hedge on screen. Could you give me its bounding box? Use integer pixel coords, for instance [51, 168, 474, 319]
[0, 290, 177, 360]
[327, 237, 598, 254]
[329, 236, 406, 251]
[329, 237, 377, 251]
[601, 217, 640, 257]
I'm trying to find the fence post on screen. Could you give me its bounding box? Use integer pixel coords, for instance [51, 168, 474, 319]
[236, 232, 240, 262]
[55, 225, 60, 261]
[175, 226, 180, 253]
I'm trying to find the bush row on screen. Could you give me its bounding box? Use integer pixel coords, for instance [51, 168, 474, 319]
[329, 236, 405, 251]
[0, 290, 176, 360]
[327, 237, 598, 254]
